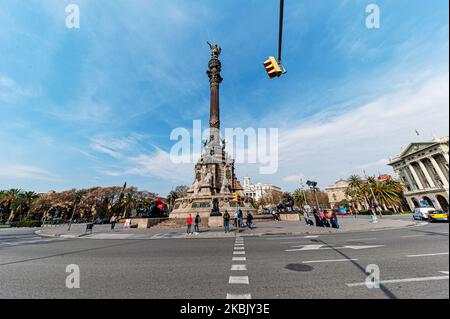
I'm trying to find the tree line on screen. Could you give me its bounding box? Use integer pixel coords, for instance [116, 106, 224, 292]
[0, 186, 162, 224]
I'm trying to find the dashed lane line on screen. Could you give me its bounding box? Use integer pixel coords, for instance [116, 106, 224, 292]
[231, 264, 247, 271]
[407, 252, 449, 258]
[229, 276, 249, 285]
[227, 293, 251, 299]
[232, 257, 246, 261]
[346, 275, 449, 287]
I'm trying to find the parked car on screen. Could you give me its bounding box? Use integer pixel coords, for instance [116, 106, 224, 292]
[412, 207, 436, 220]
[428, 210, 449, 222]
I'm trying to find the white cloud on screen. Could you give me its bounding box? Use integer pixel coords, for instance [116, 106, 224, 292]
[0, 165, 58, 181]
[0, 75, 35, 103]
[123, 149, 193, 184]
[248, 74, 449, 191]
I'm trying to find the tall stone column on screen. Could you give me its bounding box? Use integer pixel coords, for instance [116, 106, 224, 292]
[430, 156, 449, 186]
[206, 43, 223, 144]
[418, 160, 436, 188]
[408, 163, 424, 190]
[443, 153, 449, 165]
[401, 167, 416, 191]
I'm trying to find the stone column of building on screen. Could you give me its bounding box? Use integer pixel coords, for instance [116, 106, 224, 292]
[401, 167, 416, 191]
[418, 159, 436, 188]
[408, 163, 424, 190]
[443, 153, 449, 165]
[430, 156, 449, 186]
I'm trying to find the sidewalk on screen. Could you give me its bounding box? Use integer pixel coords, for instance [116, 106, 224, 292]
[35, 215, 421, 240]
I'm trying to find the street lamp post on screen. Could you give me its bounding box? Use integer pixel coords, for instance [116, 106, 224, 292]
[300, 178, 308, 209]
[306, 180, 320, 211]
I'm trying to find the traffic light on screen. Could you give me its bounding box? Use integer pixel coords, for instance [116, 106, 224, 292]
[263, 56, 283, 79]
[232, 192, 238, 201]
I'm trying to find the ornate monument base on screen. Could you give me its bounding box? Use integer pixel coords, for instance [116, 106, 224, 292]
[170, 42, 256, 221]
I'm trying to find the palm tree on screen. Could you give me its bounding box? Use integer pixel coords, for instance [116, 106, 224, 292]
[347, 175, 370, 211]
[1, 189, 23, 223]
[292, 188, 307, 208]
[21, 191, 40, 219]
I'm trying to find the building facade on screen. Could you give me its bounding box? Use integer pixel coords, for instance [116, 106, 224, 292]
[388, 136, 449, 211]
[242, 177, 282, 202]
[325, 179, 366, 210]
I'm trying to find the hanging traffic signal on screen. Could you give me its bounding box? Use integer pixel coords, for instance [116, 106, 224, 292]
[264, 56, 283, 79]
[232, 192, 238, 201]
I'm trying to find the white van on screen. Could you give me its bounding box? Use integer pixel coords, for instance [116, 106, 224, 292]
[412, 207, 436, 220]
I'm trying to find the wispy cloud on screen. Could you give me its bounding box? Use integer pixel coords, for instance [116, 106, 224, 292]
[0, 76, 36, 103]
[0, 164, 58, 181]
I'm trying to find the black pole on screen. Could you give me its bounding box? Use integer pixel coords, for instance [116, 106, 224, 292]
[278, 0, 284, 63]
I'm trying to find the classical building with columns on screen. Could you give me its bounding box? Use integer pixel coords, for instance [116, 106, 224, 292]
[388, 136, 449, 211]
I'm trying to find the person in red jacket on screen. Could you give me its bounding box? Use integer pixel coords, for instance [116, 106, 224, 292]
[186, 214, 193, 235]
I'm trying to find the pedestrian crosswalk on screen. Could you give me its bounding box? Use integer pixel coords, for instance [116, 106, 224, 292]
[0, 235, 65, 248]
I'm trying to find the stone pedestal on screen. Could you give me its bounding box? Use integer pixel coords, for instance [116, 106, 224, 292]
[279, 214, 300, 222]
[208, 215, 224, 228]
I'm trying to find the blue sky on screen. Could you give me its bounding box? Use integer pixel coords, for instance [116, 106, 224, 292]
[0, 0, 449, 195]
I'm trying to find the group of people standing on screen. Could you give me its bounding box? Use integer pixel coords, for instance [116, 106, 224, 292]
[186, 209, 254, 235]
[186, 213, 202, 235]
[304, 209, 340, 229]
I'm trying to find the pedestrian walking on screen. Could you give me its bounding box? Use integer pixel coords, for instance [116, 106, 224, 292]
[331, 211, 340, 229]
[110, 214, 117, 230]
[246, 211, 253, 229]
[238, 209, 243, 228]
[194, 213, 201, 234]
[313, 209, 323, 227]
[186, 214, 193, 235]
[233, 210, 239, 227]
[223, 210, 230, 233]
[303, 211, 312, 226]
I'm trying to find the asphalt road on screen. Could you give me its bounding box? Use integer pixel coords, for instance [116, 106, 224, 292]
[0, 222, 448, 299]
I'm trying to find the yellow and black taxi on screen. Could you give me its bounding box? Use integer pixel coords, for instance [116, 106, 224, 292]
[428, 210, 449, 222]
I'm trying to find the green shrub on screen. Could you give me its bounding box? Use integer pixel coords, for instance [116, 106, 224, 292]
[10, 219, 42, 228]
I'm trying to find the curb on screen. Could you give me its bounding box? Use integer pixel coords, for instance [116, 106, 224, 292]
[34, 221, 423, 240]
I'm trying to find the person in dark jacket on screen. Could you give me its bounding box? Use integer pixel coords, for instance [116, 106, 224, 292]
[313, 209, 323, 227]
[246, 211, 253, 229]
[194, 213, 201, 234]
[223, 210, 230, 233]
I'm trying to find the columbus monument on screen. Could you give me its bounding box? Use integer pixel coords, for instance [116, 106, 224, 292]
[170, 43, 256, 222]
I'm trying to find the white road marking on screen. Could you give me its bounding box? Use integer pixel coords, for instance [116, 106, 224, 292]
[232, 257, 246, 261]
[227, 293, 251, 299]
[285, 244, 384, 252]
[302, 258, 358, 264]
[407, 252, 449, 258]
[234, 243, 244, 246]
[346, 238, 378, 242]
[304, 235, 319, 238]
[229, 276, 249, 284]
[440, 271, 449, 275]
[344, 245, 384, 250]
[401, 235, 426, 238]
[231, 265, 247, 271]
[234, 246, 245, 250]
[346, 275, 449, 287]
[233, 251, 245, 255]
[287, 244, 324, 251]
